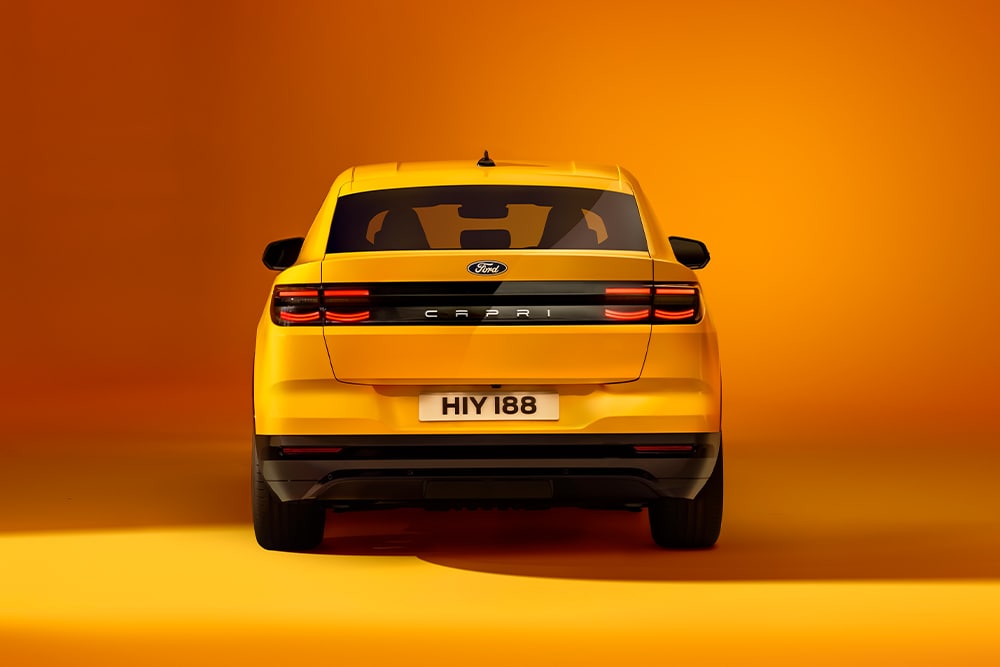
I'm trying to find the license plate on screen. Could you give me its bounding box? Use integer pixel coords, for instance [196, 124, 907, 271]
[419, 392, 559, 421]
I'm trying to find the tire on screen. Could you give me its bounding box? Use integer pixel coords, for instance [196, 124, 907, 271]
[648, 446, 723, 549]
[252, 443, 326, 551]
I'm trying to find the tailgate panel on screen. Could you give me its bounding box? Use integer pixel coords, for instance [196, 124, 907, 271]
[321, 252, 653, 385]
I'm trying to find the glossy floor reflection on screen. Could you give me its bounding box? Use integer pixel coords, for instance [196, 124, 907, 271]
[4, 429, 998, 581]
[2, 426, 999, 665]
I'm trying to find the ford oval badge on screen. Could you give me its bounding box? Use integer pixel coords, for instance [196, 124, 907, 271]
[467, 260, 508, 276]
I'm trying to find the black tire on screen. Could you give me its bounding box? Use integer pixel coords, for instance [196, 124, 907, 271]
[252, 444, 326, 551]
[648, 447, 723, 549]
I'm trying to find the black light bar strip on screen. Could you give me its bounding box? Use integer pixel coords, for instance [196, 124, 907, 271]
[271, 281, 700, 326]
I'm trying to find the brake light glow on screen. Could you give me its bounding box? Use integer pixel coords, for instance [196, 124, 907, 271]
[272, 284, 323, 326]
[277, 289, 319, 297]
[651, 283, 699, 324]
[654, 308, 696, 320]
[601, 283, 700, 323]
[325, 289, 369, 298]
[325, 311, 370, 323]
[324, 287, 371, 324]
[279, 311, 321, 323]
[272, 282, 700, 326]
[604, 308, 650, 321]
[272, 284, 374, 326]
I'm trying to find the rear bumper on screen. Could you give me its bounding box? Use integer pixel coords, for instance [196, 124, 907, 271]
[256, 432, 720, 508]
[253, 307, 722, 436]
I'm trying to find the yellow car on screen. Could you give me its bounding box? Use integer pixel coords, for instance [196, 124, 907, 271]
[253, 153, 722, 551]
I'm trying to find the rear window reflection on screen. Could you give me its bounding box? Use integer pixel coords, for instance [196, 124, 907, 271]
[328, 186, 647, 253]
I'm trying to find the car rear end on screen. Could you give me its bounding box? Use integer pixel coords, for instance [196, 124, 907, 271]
[252, 160, 722, 551]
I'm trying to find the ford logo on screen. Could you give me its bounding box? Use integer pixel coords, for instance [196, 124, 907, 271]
[467, 260, 508, 276]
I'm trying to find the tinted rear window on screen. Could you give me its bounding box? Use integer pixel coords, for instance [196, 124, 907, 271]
[326, 186, 647, 253]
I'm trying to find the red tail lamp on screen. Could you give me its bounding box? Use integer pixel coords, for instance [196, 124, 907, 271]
[325, 311, 370, 323]
[272, 285, 323, 326]
[604, 284, 699, 323]
[279, 311, 321, 323]
[324, 288, 371, 324]
[605, 308, 650, 321]
[271, 285, 373, 325]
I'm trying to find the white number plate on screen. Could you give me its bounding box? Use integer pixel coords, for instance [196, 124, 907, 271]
[419, 392, 559, 421]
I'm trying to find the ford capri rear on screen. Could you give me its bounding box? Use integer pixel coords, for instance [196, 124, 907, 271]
[253, 155, 722, 551]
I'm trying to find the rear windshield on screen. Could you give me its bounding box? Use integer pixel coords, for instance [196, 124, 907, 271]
[326, 185, 647, 253]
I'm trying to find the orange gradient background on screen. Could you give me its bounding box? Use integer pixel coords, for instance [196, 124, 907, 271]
[3, 1, 1000, 665]
[4, 0, 999, 439]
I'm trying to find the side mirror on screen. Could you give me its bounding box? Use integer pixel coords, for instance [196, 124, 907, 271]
[668, 236, 710, 270]
[262, 237, 305, 270]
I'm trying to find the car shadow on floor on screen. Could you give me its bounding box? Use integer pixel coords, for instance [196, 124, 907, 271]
[314, 505, 1000, 581]
[313, 436, 1000, 581]
[6, 430, 999, 582]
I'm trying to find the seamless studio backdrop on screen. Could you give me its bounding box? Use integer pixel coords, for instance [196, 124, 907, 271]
[2, 1, 1000, 665]
[4, 1, 998, 441]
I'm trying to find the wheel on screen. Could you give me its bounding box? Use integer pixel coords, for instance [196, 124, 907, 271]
[648, 446, 723, 549]
[252, 442, 326, 551]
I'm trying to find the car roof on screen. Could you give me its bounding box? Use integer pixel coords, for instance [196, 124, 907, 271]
[334, 159, 635, 196]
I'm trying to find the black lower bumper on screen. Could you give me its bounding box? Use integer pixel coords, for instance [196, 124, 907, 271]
[256, 432, 721, 509]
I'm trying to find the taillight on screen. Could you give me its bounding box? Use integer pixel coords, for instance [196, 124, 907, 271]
[272, 286, 322, 325]
[604, 286, 650, 321]
[271, 285, 371, 326]
[653, 286, 698, 322]
[604, 284, 700, 324]
[271, 282, 699, 326]
[605, 308, 650, 321]
[324, 288, 370, 324]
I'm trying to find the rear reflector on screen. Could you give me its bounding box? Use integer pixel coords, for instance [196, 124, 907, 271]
[281, 447, 344, 456]
[633, 445, 695, 453]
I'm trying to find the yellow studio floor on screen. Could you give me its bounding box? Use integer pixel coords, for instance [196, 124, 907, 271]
[2, 428, 999, 666]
